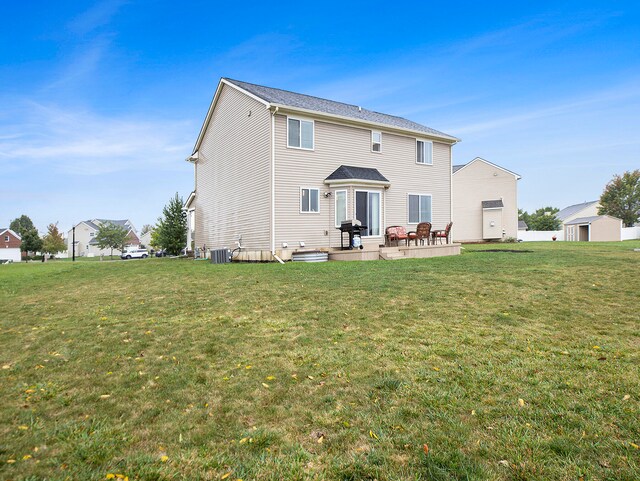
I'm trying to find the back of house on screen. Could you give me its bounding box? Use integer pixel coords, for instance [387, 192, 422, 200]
[186, 78, 459, 260]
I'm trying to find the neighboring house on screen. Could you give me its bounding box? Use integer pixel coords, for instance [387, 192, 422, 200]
[557, 200, 599, 225]
[451, 157, 521, 242]
[67, 219, 140, 257]
[139, 230, 153, 249]
[0, 228, 22, 262]
[185, 78, 460, 260]
[564, 215, 622, 242]
[518, 220, 528, 231]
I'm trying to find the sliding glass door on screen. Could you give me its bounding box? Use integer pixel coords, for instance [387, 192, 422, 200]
[355, 190, 381, 236]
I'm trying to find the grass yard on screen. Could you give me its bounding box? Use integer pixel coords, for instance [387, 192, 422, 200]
[1, 241, 639, 481]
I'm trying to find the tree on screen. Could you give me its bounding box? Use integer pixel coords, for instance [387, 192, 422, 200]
[42, 223, 67, 256]
[154, 193, 187, 255]
[525, 206, 561, 231]
[9, 215, 35, 237]
[140, 224, 153, 235]
[21, 228, 43, 255]
[598, 170, 640, 227]
[95, 221, 129, 258]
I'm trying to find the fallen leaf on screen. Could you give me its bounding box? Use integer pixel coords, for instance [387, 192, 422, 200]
[423, 443, 429, 455]
[262, 383, 270, 388]
[307, 375, 314, 380]
[433, 367, 440, 371]
[593, 345, 600, 349]
[2, 364, 11, 369]
[518, 398, 525, 407]
[317, 435, 324, 444]
[266, 376, 275, 380]
[622, 394, 630, 401]
[160, 455, 168, 462]
[23, 454, 32, 460]
[498, 460, 509, 467]
[369, 430, 379, 439]
[18, 425, 29, 430]
[100, 394, 111, 399]
[245, 365, 252, 370]
[471, 410, 476, 416]
[630, 442, 639, 449]
[221, 472, 232, 479]
[7, 459, 16, 464]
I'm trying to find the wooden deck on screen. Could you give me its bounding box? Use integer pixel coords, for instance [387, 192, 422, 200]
[328, 243, 461, 261]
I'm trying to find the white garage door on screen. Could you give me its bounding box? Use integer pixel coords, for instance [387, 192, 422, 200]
[0, 248, 21, 262]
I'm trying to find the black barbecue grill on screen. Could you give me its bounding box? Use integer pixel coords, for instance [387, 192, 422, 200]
[338, 220, 367, 250]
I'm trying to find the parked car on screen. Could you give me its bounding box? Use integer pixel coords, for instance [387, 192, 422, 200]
[121, 248, 149, 259]
[155, 249, 167, 257]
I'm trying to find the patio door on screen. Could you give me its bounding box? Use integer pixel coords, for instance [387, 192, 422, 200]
[355, 190, 381, 236]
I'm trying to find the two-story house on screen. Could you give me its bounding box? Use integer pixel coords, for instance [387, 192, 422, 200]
[67, 219, 140, 257]
[0, 228, 22, 262]
[185, 78, 460, 260]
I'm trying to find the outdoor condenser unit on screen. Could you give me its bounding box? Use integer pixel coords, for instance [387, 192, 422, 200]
[210, 248, 232, 264]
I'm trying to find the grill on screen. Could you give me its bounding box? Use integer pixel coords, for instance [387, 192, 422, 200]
[338, 220, 367, 250]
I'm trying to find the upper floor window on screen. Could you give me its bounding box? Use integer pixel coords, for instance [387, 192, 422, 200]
[416, 139, 433, 165]
[371, 131, 382, 152]
[408, 194, 432, 224]
[90, 232, 95, 237]
[4, 235, 9, 242]
[301, 188, 319, 213]
[288, 117, 314, 150]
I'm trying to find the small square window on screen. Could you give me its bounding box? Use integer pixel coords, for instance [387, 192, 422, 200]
[372, 131, 382, 152]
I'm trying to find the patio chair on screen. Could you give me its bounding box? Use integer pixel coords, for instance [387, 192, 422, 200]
[385, 226, 409, 246]
[432, 222, 453, 244]
[408, 222, 432, 246]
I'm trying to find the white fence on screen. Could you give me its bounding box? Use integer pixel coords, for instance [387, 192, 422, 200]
[622, 226, 640, 240]
[518, 230, 564, 242]
[518, 227, 639, 242]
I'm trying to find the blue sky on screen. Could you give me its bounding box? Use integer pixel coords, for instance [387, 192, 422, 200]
[2, 1, 639, 233]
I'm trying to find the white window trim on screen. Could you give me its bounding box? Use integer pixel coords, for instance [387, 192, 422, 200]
[287, 116, 315, 151]
[407, 193, 433, 224]
[354, 189, 383, 237]
[371, 130, 382, 153]
[4, 235, 9, 242]
[300, 187, 320, 214]
[416, 139, 433, 165]
[334, 190, 348, 227]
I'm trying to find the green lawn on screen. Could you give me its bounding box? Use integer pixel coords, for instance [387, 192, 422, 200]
[1, 242, 638, 481]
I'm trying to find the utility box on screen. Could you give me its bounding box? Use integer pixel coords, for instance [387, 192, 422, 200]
[210, 248, 231, 264]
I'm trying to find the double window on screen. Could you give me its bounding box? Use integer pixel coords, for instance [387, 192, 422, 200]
[371, 131, 382, 152]
[288, 117, 314, 150]
[416, 139, 433, 165]
[408, 194, 432, 224]
[301, 188, 319, 213]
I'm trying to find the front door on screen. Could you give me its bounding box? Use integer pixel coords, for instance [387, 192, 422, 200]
[355, 191, 381, 237]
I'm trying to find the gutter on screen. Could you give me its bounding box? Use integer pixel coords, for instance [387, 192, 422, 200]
[270, 106, 279, 256]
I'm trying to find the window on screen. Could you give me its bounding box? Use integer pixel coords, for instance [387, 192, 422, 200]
[408, 194, 432, 223]
[335, 190, 347, 227]
[371, 131, 382, 152]
[90, 232, 95, 237]
[355, 190, 381, 236]
[288, 117, 314, 149]
[4, 235, 9, 242]
[416, 139, 433, 165]
[301, 188, 319, 213]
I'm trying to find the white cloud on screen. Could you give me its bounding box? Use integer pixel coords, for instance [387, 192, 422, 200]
[0, 101, 193, 175]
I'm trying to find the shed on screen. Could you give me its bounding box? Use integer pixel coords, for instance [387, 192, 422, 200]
[564, 215, 622, 242]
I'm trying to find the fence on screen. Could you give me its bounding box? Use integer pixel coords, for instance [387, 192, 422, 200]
[518, 230, 563, 242]
[518, 227, 639, 242]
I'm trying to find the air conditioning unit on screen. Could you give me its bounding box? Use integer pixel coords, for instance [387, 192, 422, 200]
[210, 248, 231, 264]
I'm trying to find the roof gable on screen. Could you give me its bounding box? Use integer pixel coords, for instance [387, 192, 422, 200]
[452, 157, 521, 179]
[556, 201, 599, 221]
[0, 228, 21, 240]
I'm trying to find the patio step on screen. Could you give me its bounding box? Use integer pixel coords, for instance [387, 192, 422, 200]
[379, 247, 406, 260]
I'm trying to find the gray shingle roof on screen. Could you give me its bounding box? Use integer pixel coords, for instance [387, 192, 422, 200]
[452, 165, 465, 173]
[325, 165, 389, 183]
[565, 215, 602, 225]
[518, 220, 528, 230]
[556, 201, 598, 221]
[482, 199, 504, 208]
[225, 78, 458, 141]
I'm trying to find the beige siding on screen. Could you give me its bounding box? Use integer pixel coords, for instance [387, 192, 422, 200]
[562, 203, 600, 224]
[194, 84, 271, 251]
[273, 114, 452, 249]
[452, 161, 518, 242]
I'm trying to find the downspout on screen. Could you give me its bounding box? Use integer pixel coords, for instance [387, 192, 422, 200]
[270, 106, 279, 260]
